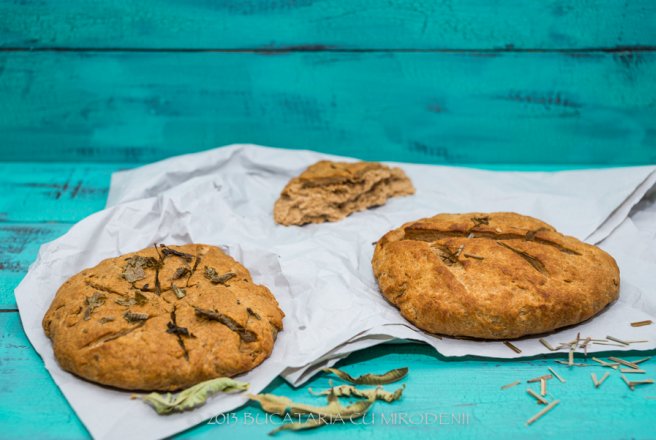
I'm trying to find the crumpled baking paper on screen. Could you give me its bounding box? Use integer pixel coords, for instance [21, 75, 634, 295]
[16, 144, 656, 439]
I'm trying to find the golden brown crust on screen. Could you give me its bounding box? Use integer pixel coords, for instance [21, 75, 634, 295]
[274, 160, 415, 226]
[372, 212, 620, 340]
[42, 244, 284, 391]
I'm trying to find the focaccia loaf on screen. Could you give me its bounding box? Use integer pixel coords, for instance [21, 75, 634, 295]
[43, 244, 284, 391]
[372, 212, 619, 340]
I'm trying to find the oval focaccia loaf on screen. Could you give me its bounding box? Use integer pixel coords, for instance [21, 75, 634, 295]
[372, 212, 619, 340]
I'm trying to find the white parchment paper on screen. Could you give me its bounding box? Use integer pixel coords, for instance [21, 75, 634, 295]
[16, 145, 656, 439]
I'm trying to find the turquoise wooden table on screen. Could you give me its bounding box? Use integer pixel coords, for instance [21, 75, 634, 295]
[1, 2, 655, 438]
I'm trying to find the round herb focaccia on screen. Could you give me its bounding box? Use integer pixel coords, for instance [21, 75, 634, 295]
[372, 212, 620, 340]
[42, 244, 284, 391]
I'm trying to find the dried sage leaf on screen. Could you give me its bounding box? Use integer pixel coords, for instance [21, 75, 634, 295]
[141, 377, 249, 415]
[160, 245, 194, 262]
[115, 291, 148, 307]
[497, 241, 547, 274]
[194, 307, 257, 342]
[322, 367, 408, 385]
[83, 292, 106, 321]
[123, 311, 149, 323]
[249, 391, 374, 419]
[172, 267, 190, 280]
[171, 284, 186, 299]
[122, 255, 160, 283]
[310, 384, 405, 403]
[204, 266, 236, 285]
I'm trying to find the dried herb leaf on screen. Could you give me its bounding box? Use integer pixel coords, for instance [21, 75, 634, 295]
[497, 242, 547, 275]
[527, 400, 560, 425]
[168, 306, 192, 360]
[160, 245, 194, 262]
[322, 367, 408, 385]
[172, 267, 190, 280]
[194, 307, 257, 342]
[171, 284, 186, 299]
[249, 391, 374, 419]
[122, 255, 160, 283]
[503, 341, 522, 353]
[309, 384, 405, 403]
[123, 311, 149, 323]
[115, 291, 148, 307]
[247, 307, 261, 320]
[432, 244, 463, 267]
[154, 265, 162, 296]
[141, 377, 249, 415]
[99, 317, 115, 324]
[471, 216, 490, 227]
[186, 255, 202, 287]
[83, 292, 106, 320]
[204, 266, 236, 285]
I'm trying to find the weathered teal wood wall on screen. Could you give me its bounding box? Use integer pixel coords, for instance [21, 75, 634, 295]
[1, 1, 655, 164]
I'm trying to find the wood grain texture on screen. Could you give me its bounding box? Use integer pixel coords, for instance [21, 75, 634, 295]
[1, 51, 655, 164]
[1, 0, 656, 50]
[1, 312, 654, 439]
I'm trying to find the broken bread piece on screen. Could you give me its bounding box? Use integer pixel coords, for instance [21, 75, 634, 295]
[274, 160, 415, 226]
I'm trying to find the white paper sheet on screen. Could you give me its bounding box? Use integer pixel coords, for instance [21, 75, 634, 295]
[16, 144, 656, 439]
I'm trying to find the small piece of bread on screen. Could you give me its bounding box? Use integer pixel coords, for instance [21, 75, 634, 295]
[274, 160, 415, 226]
[372, 212, 620, 340]
[42, 244, 284, 391]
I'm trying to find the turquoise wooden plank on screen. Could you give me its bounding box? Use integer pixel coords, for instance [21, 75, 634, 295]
[0, 223, 72, 310]
[0, 163, 122, 223]
[1, 0, 656, 50]
[1, 52, 655, 164]
[1, 312, 654, 439]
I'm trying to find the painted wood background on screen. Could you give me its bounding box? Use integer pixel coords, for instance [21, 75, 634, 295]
[1, 1, 656, 438]
[1, 0, 656, 164]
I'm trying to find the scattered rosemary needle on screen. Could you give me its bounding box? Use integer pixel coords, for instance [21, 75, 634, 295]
[591, 357, 618, 369]
[630, 379, 655, 386]
[593, 342, 626, 347]
[548, 368, 565, 383]
[540, 338, 556, 352]
[621, 369, 646, 374]
[609, 357, 640, 370]
[568, 348, 574, 366]
[633, 357, 652, 364]
[630, 320, 653, 327]
[596, 372, 610, 388]
[621, 374, 635, 390]
[606, 335, 630, 346]
[527, 374, 552, 384]
[555, 360, 590, 367]
[527, 400, 559, 426]
[591, 373, 598, 387]
[540, 378, 547, 397]
[501, 380, 521, 390]
[464, 253, 484, 260]
[504, 341, 522, 354]
[527, 388, 548, 405]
